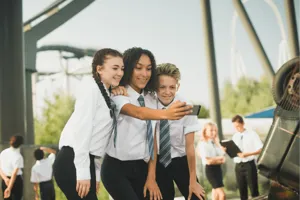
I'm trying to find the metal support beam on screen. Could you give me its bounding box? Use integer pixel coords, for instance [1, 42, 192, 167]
[0, 0, 26, 143]
[285, 0, 299, 58]
[200, 0, 224, 140]
[232, 0, 275, 79]
[24, 0, 95, 144]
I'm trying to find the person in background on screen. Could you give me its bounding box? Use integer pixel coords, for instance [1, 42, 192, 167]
[0, 135, 24, 200]
[231, 115, 263, 200]
[154, 63, 205, 200]
[31, 147, 56, 200]
[197, 122, 226, 200]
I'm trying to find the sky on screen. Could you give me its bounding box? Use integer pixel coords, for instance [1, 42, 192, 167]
[22, 0, 300, 114]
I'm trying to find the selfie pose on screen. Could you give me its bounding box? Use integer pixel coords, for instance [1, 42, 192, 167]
[101, 48, 192, 200]
[154, 63, 205, 200]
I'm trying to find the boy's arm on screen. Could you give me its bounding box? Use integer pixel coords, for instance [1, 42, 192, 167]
[40, 147, 56, 154]
[185, 133, 205, 200]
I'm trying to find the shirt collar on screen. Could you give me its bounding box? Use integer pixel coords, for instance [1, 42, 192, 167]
[9, 147, 20, 153]
[36, 159, 46, 165]
[126, 85, 145, 100]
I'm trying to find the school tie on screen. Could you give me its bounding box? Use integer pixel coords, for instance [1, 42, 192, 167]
[159, 108, 172, 167]
[110, 99, 117, 147]
[239, 135, 244, 152]
[137, 95, 154, 160]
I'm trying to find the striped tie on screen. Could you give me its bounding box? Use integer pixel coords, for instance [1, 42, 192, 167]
[110, 99, 117, 147]
[137, 95, 154, 160]
[159, 114, 172, 167]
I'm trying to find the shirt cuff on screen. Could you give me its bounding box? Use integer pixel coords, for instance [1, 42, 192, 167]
[76, 168, 91, 180]
[184, 124, 201, 135]
[95, 169, 101, 182]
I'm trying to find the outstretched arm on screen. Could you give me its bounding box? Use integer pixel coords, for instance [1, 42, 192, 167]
[121, 101, 192, 120]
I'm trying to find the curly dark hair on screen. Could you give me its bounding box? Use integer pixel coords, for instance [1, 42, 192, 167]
[120, 47, 157, 93]
[92, 48, 123, 116]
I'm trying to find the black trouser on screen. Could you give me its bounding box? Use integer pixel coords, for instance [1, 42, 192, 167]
[1, 175, 23, 200]
[156, 155, 202, 200]
[101, 154, 148, 200]
[39, 180, 55, 200]
[235, 160, 259, 200]
[53, 146, 97, 200]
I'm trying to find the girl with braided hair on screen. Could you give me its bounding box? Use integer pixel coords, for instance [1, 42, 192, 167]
[53, 48, 124, 200]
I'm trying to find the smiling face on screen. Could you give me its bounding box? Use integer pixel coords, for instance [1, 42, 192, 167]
[157, 75, 179, 106]
[97, 55, 124, 88]
[129, 54, 152, 93]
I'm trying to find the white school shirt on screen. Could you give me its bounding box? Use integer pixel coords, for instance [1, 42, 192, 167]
[232, 129, 263, 163]
[156, 94, 201, 158]
[106, 86, 157, 162]
[58, 76, 114, 180]
[0, 147, 24, 176]
[197, 140, 225, 165]
[30, 153, 55, 183]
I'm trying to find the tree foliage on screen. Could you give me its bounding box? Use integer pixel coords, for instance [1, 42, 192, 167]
[198, 105, 210, 118]
[34, 92, 75, 145]
[220, 75, 275, 118]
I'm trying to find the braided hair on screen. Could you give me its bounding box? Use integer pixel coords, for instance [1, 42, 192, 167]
[92, 48, 123, 117]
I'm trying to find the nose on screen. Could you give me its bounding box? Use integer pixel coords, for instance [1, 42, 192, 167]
[117, 68, 124, 76]
[141, 68, 149, 77]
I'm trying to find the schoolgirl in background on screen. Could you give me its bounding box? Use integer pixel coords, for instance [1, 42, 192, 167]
[197, 122, 226, 200]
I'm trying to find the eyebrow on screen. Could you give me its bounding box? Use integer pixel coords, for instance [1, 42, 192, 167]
[113, 64, 124, 68]
[137, 63, 152, 67]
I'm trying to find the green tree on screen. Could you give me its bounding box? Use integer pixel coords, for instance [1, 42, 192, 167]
[35, 92, 75, 145]
[198, 105, 210, 118]
[220, 75, 275, 118]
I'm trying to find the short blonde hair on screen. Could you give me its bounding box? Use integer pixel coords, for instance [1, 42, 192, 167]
[201, 122, 218, 142]
[157, 63, 181, 82]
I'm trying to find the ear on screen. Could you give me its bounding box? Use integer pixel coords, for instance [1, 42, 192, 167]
[177, 82, 180, 91]
[96, 65, 104, 75]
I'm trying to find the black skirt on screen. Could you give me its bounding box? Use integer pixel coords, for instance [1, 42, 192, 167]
[205, 165, 224, 189]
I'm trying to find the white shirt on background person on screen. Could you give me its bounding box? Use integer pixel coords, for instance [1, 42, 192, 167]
[0, 147, 24, 176]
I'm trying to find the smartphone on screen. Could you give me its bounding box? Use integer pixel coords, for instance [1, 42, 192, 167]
[188, 105, 201, 115]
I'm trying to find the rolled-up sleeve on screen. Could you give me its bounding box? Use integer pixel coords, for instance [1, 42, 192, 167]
[111, 95, 131, 116]
[73, 83, 97, 180]
[183, 116, 201, 135]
